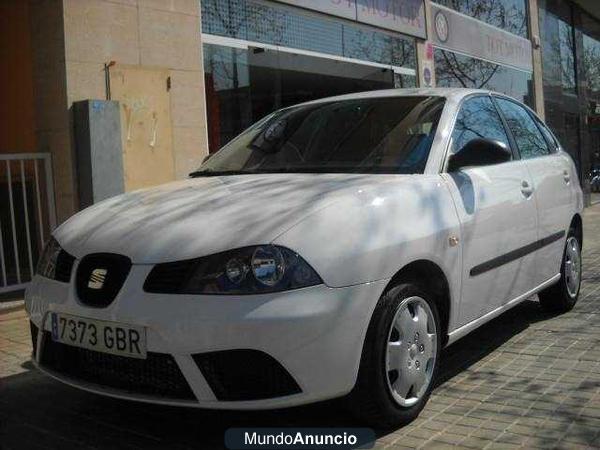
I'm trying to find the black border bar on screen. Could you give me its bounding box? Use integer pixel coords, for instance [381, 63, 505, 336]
[470, 231, 566, 277]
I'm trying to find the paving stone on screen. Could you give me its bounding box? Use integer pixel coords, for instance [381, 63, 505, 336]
[460, 436, 493, 449]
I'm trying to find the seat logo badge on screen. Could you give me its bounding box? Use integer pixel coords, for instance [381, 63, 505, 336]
[88, 268, 107, 289]
[449, 236, 459, 247]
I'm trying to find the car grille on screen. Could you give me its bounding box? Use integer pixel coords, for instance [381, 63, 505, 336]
[55, 250, 76, 283]
[76, 253, 131, 307]
[39, 332, 196, 400]
[192, 349, 301, 401]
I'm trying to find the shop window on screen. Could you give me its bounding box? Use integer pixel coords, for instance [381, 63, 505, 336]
[433, 0, 528, 38]
[203, 43, 399, 153]
[539, 0, 576, 97]
[201, 0, 247, 39]
[201, 0, 416, 70]
[203, 45, 252, 153]
[583, 34, 600, 96]
[580, 12, 600, 203]
[343, 26, 416, 68]
[201, 0, 418, 154]
[559, 20, 576, 95]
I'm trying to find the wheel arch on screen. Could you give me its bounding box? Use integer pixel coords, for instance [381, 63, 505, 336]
[384, 259, 452, 346]
[570, 213, 583, 248]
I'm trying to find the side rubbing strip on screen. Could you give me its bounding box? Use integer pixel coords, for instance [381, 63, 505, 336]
[470, 231, 565, 277]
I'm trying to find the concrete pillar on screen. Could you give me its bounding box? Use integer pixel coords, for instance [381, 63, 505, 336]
[528, 0, 545, 119]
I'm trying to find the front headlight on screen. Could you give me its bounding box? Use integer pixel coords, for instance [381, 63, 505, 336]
[36, 237, 75, 282]
[144, 245, 322, 295]
[36, 237, 62, 279]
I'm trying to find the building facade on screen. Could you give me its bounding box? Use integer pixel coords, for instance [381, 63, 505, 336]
[0, 0, 599, 290]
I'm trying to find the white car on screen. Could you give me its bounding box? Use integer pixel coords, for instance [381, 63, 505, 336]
[26, 89, 583, 427]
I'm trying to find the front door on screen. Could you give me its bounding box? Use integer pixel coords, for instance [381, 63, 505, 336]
[443, 96, 539, 328]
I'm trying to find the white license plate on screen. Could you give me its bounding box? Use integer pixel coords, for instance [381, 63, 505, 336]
[50, 312, 146, 359]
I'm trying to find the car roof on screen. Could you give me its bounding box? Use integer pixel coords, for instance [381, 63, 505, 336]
[295, 88, 496, 107]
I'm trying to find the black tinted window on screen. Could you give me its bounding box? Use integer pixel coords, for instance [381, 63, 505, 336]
[495, 98, 551, 158]
[194, 96, 445, 175]
[451, 96, 511, 153]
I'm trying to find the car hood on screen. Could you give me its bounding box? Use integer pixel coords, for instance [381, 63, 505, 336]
[54, 173, 391, 263]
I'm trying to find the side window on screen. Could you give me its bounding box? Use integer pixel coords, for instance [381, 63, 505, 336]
[495, 98, 550, 159]
[451, 96, 511, 154]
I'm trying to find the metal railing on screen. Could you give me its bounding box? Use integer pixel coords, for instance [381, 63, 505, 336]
[0, 153, 56, 293]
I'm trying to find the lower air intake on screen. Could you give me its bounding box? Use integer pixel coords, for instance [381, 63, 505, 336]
[192, 349, 301, 401]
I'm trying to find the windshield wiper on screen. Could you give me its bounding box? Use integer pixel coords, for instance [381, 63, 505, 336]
[189, 169, 254, 177]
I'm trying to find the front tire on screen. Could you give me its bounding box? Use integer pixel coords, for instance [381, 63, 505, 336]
[538, 229, 582, 313]
[347, 282, 441, 429]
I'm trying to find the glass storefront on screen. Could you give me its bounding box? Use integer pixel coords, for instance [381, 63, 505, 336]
[201, 0, 418, 152]
[199, 0, 600, 206]
[580, 12, 600, 204]
[434, 49, 534, 106]
[538, 0, 579, 167]
[201, 0, 417, 68]
[539, 0, 600, 204]
[203, 43, 403, 152]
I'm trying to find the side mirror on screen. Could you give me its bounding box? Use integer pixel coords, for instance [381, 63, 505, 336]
[447, 138, 512, 172]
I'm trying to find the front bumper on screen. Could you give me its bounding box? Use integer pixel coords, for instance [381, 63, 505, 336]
[26, 266, 387, 409]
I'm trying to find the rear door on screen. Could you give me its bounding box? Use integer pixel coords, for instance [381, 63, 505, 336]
[442, 95, 538, 328]
[494, 97, 572, 286]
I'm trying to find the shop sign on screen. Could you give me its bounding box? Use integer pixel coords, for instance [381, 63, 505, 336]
[356, 0, 426, 38]
[275, 0, 426, 39]
[275, 0, 356, 20]
[430, 3, 532, 72]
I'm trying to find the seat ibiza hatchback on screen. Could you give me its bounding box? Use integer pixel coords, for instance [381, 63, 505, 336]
[26, 89, 583, 427]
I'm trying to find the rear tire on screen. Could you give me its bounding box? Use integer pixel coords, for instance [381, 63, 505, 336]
[347, 282, 441, 429]
[538, 228, 582, 313]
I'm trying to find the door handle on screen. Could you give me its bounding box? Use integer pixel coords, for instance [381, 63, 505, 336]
[521, 180, 533, 197]
[563, 170, 570, 184]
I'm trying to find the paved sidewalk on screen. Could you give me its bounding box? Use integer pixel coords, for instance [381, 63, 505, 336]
[1, 208, 600, 449]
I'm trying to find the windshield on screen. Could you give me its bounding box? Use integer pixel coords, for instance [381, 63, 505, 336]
[192, 96, 445, 176]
